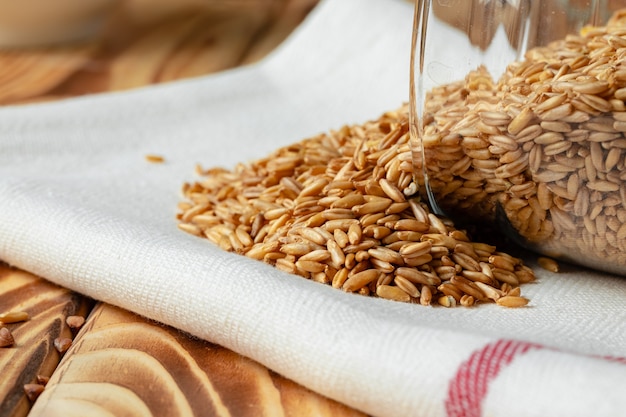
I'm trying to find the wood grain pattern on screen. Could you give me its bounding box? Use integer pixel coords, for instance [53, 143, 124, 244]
[0, 43, 99, 104]
[0, 265, 92, 417]
[28, 303, 367, 417]
[0, 0, 318, 104]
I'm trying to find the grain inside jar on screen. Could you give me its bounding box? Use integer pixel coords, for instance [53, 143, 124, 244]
[411, 10, 626, 275]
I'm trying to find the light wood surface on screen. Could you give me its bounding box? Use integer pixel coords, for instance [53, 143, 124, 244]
[0, 1, 371, 416]
[0, 0, 319, 104]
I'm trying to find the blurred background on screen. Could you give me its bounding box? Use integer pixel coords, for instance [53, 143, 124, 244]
[3, 0, 624, 107]
[0, 0, 319, 105]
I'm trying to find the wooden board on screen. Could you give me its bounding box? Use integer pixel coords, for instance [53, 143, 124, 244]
[0, 266, 366, 417]
[27, 302, 366, 417]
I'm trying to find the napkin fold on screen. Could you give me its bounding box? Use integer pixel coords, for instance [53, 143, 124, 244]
[1, 0, 626, 416]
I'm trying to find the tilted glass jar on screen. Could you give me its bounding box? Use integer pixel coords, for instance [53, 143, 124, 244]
[410, 0, 626, 275]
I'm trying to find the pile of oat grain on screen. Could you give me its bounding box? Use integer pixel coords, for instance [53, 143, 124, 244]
[177, 109, 534, 308]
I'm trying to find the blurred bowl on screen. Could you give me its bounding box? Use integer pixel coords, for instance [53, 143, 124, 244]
[0, 0, 118, 47]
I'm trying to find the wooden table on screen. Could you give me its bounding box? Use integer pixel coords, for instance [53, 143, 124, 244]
[0, 265, 364, 417]
[0, 1, 368, 415]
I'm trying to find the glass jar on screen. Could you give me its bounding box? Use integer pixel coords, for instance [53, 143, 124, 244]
[409, 0, 626, 275]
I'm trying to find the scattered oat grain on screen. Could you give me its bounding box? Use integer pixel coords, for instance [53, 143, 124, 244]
[538, 256, 560, 273]
[54, 337, 72, 354]
[145, 154, 165, 163]
[23, 384, 45, 402]
[0, 311, 29, 324]
[0, 327, 14, 347]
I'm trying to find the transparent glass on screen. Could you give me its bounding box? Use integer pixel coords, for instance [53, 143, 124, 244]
[410, 0, 626, 275]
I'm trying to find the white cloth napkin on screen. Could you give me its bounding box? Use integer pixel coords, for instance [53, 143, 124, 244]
[1, 0, 626, 416]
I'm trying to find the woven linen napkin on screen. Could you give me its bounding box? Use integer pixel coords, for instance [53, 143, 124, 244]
[1, 0, 625, 416]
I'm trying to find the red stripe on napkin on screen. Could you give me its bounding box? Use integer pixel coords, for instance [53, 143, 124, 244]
[601, 355, 626, 365]
[445, 339, 542, 417]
